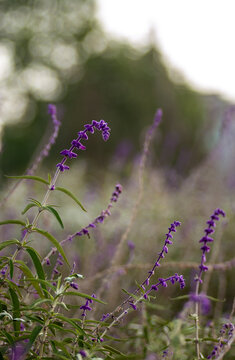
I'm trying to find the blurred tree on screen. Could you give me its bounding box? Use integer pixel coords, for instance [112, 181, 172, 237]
[0, 0, 105, 175]
[0, 1, 229, 182]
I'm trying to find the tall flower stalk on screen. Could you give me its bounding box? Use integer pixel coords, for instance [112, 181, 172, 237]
[194, 208, 225, 359]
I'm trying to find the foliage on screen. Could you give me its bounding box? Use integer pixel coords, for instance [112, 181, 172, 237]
[0, 105, 234, 359]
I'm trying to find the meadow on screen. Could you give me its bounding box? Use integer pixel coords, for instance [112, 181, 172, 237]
[0, 105, 234, 359]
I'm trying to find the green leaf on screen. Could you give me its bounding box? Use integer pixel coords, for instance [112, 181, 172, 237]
[206, 295, 225, 303]
[16, 260, 44, 298]
[26, 248, 47, 297]
[0, 330, 14, 344]
[29, 298, 53, 309]
[49, 339, 72, 357]
[54, 186, 86, 212]
[44, 206, 64, 229]
[28, 198, 42, 207]
[48, 173, 52, 183]
[33, 228, 69, 266]
[25, 325, 42, 353]
[102, 344, 127, 356]
[121, 288, 138, 300]
[0, 239, 20, 251]
[170, 295, 190, 301]
[0, 220, 25, 227]
[22, 278, 56, 291]
[54, 314, 85, 335]
[6, 175, 49, 185]
[63, 292, 106, 304]
[21, 203, 38, 215]
[9, 288, 20, 337]
[9, 259, 14, 279]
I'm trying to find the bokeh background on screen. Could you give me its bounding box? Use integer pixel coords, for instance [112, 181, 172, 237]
[1, 0, 234, 180]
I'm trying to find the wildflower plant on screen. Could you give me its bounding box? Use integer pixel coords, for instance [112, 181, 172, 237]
[0, 105, 234, 360]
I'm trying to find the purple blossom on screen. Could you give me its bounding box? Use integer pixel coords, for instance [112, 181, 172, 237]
[60, 149, 77, 158]
[101, 313, 110, 321]
[70, 282, 79, 290]
[142, 220, 181, 288]
[74, 184, 122, 238]
[207, 323, 234, 359]
[197, 208, 225, 283]
[80, 294, 96, 318]
[189, 292, 211, 315]
[57, 119, 110, 172]
[79, 349, 87, 358]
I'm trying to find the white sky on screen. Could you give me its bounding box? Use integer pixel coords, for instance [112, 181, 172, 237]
[97, 0, 235, 102]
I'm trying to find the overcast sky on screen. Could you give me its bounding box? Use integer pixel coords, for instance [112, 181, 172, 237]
[97, 0, 235, 102]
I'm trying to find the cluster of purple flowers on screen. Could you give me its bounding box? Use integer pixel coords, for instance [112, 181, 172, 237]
[144, 273, 185, 300]
[75, 184, 122, 237]
[207, 323, 234, 359]
[80, 294, 96, 318]
[141, 221, 181, 290]
[56, 119, 110, 172]
[197, 208, 225, 281]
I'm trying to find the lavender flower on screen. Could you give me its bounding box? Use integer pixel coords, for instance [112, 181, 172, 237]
[70, 282, 79, 290]
[144, 273, 185, 299]
[141, 221, 181, 290]
[207, 323, 234, 359]
[80, 294, 96, 318]
[56, 119, 110, 171]
[75, 184, 122, 238]
[189, 292, 211, 315]
[197, 209, 225, 282]
[79, 349, 87, 358]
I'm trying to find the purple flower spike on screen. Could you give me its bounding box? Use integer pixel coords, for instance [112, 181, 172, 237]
[57, 118, 110, 172]
[141, 220, 181, 289]
[197, 208, 225, 283]
[145, 274, 185, 298]
[207, 322, 234, 359]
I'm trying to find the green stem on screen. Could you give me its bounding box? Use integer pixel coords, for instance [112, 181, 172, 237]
[194, 280, 200, 359]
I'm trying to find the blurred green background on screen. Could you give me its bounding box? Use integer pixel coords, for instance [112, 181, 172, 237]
[0, 0, 231, 182]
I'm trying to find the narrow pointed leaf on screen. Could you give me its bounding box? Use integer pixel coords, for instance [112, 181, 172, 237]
[33, 228, 69, 266]
[28, 198, 42, 207]
[54, 314, 85, 335]
[0, 220, 25, 227]
[63, 292, 106, 304]
[9, 288, 20, 337]
[22, 278, 56, 291]
[25, 325, 42, 353]
[26, 248, 47, 297]
[21, 203, 38, 215]
[6, 175, 49, 185]
[102, 344, 126, 356]
[0, 239, 20, 251]
[9, 259, 14, 279]
[45, 206, 64, 229]
[16, 260, 44, 298]
[55, 186, 86, 212]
